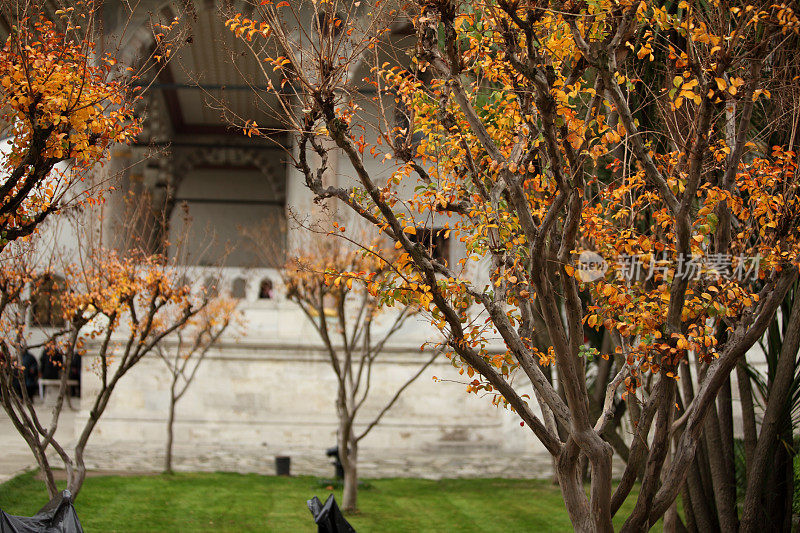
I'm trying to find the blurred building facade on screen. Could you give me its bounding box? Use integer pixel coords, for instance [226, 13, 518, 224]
[55, 0, 555, 478]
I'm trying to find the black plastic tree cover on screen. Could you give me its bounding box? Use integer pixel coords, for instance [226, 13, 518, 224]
[307, 495, 356, 533]
[0, 490, 83, 533]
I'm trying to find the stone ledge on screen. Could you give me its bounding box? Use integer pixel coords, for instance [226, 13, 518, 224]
[71, 444, 624, 480]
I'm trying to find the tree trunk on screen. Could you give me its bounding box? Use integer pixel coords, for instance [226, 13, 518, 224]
[36, 443, 59, 500]
[556, 444, 594, 532]
[741, 293, 800, 532]
[1, 386, 59, 498]
[165, 391, 177, 474]
[684, 457, 719, 532]
[69, 388, 113, 500]
[763, 418, 793, 532]
[662, 444, 681, 533]
[736, 360, 758, 468]
[67, 448, 86, 499]
[341, 441, 358, 513]
[703, 403, 739, 532]
[679, 483, 698, 533]
[621, 378, 676, 533]
[716, 377, 738, 526]
[693, 436, 719, 527]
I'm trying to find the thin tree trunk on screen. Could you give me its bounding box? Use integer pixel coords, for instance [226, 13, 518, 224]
[717, 379, 734, 455]
[337, 378, 358, 515]
[736, 360, 758, 468]
[69, 384, 116, 499]
[679, 354, 721, 527]
[716, 376, 737, 521]
[67, 451, 86, 499]
[620, 378, 675, 532]
[703, 403, 739, 531]
[341, 440, 358, 513]
[741, 294, 800, 532]
[694, 435, 719, 526]
[663, 443, 679, 533]
[680, 483, 699, 533]
[763, 424, 793, 532]
[165, 389, 177, 474]
[556, 443, 594, 532]
[778, 424, 794, 533]
[686, 459, 719, 532]
[1, 386, 59, 498]
[37, 443, 59, 500]
[782, 423, 796, 533]
[662, 444, 690, 533]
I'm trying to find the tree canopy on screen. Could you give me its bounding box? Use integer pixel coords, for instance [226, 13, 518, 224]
[227, 0, 800, 530]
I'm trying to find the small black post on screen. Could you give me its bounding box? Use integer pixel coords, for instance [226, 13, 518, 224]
[325, 446, 344, 479]
[275, 455, 291, 476]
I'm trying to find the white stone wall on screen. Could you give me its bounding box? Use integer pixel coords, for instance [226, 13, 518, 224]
[76, 299, 557, 477]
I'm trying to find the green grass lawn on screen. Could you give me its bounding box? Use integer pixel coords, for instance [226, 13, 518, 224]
[0, 471, 648, 532]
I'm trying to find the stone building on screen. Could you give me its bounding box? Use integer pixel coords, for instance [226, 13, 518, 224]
[36, 0, 556, 478]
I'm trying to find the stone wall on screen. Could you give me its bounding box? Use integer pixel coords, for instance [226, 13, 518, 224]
[76, 302, 565, 478]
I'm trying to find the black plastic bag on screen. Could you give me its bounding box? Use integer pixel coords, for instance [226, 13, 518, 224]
[306, 494, 356, 533]
[0, 490, 83, 533]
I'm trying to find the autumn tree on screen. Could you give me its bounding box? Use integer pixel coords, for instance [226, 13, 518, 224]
[269, 228, 435, 513]
[0, 0, 196, 499]
[156, 297, 238, 474]
[0, 1, 142, 248]
[226, 0, 800, 530]
[0, 0, 187, 253]
[0, 237, 213, 499]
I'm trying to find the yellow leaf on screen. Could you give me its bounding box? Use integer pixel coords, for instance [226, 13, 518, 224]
[403, 226, 417, 235]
